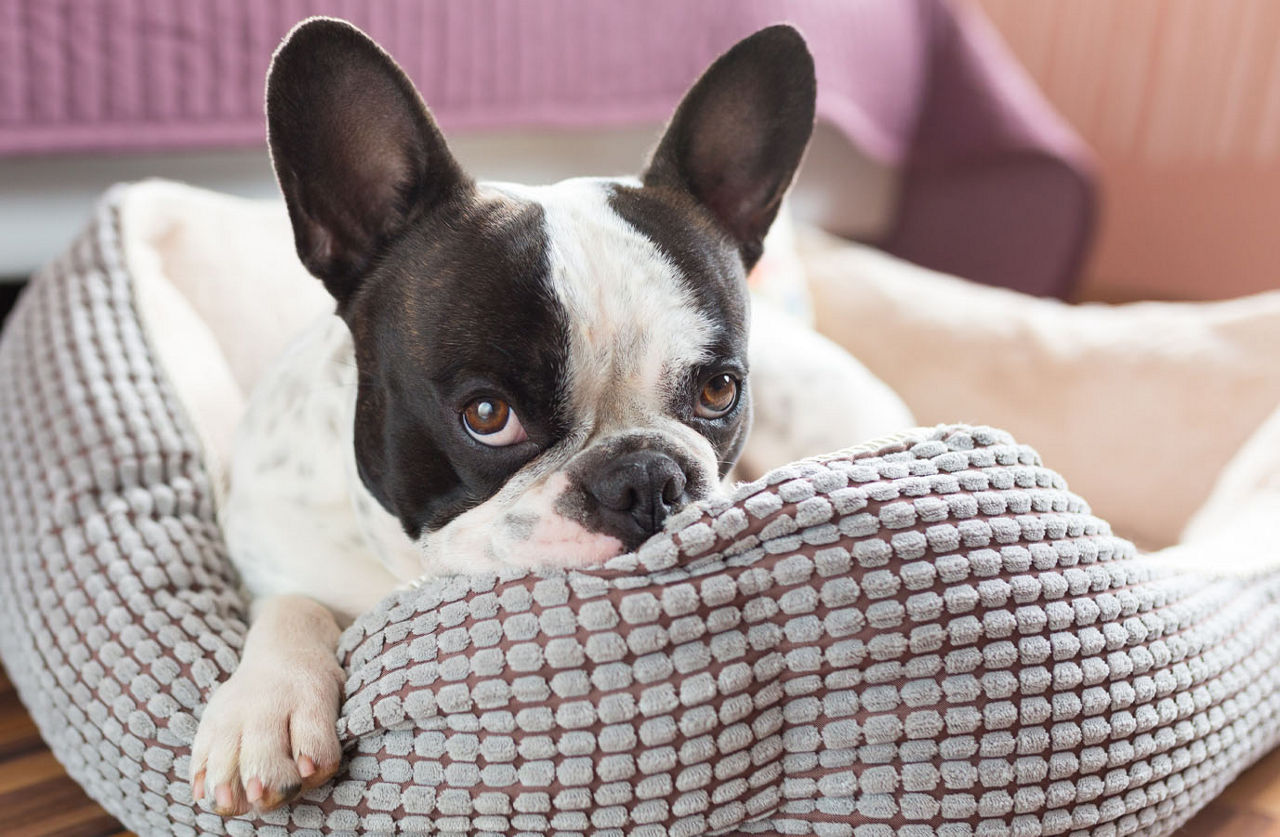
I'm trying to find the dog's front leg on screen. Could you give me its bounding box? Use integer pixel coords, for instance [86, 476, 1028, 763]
[189, 594, 344, 816]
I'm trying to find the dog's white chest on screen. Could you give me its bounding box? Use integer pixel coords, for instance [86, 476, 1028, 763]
[221, 315, 421, 620]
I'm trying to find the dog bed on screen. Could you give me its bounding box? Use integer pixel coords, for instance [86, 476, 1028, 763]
[4, 184, 1280, 837]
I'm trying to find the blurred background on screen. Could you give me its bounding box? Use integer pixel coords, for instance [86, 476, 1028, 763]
[4, 0, 1280, 308]
[980, 0, 1280, 302]
[3, 0, 1277, 313]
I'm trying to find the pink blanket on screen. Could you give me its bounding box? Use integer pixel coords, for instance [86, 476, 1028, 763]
[0, 0, 1094, 295]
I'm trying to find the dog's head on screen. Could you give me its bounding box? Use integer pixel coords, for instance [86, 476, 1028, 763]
[266, 18, 815, 569]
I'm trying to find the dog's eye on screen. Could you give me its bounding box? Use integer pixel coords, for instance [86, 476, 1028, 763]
[462, 398, 528, 446]
[695, 374, 740, 419]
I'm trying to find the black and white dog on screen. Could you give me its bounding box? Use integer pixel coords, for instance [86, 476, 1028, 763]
[190, 17, 878, 816]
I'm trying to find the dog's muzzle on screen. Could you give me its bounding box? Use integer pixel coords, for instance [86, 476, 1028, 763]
[582, 449, 689, 546]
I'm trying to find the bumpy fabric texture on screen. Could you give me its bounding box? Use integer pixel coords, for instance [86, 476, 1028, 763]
[3, 195, 1280, 837]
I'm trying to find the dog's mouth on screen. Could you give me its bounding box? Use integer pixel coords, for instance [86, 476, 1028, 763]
[416, 445, 719, 575]
[501, 514, 627, 568]
[494, 471, 633, 568]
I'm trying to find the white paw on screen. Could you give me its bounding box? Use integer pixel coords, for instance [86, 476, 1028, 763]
[189, 654, 344, 816]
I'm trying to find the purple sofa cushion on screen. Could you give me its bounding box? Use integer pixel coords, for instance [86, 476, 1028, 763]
[1, 0, 1094, 297]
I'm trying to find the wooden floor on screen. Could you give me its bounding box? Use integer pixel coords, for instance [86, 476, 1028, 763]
[0, 666, 129, 837]
[0, 663, 1278, 835]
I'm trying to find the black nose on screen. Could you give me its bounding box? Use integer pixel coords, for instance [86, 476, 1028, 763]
[585, 450, 688, 544]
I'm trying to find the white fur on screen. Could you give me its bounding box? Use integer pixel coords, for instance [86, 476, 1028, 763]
[494, 179, 717, 421]
[189, 595, 344, 815]
[223, 181, 727, 590]
[220, 315, 416, 623]
[735, 303, 915, 480]
[195, 178, 730, 813]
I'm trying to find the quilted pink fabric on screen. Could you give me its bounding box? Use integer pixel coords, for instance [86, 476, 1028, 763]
[0, 0, 917, 157]
[0, 0, 1095, 296]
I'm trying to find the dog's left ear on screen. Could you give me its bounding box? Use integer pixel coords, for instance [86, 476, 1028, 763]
[643, 25, 816, 269]
[266, 17, 470, 304]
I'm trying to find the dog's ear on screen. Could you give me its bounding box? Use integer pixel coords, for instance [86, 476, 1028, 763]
[643, 25, 816, 269]
[267, 17, 469, 304]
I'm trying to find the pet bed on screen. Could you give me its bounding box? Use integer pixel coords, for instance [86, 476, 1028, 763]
[4, 183, 1280, 837]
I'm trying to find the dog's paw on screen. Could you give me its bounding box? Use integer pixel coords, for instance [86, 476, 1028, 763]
[189, 655, 344, 816]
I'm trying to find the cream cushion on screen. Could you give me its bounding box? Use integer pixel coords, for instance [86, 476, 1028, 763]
[802, 229, 1280, 550]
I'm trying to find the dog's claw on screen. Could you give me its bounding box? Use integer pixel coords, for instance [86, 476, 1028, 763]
[259, 780, 302, 810]
[246, 777, 263, 804]
[298, 754, 340, 792]
[212, 783, 246, 816]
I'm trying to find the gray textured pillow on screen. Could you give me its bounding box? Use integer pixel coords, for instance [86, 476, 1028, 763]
[1, 191, 1276, 836]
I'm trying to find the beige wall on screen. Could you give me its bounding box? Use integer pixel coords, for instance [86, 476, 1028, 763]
[977, 0, 1280, 301]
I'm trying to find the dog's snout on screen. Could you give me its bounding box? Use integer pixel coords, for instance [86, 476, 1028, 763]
[585, 450, 688, 543]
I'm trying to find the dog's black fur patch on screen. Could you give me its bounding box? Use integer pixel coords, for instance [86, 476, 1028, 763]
[346, 193, 569, 538]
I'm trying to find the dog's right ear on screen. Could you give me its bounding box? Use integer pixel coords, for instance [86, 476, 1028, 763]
[267, 18, 469, 304]
[643, 25, 815, 271]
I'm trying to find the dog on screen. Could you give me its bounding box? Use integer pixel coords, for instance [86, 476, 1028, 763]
[188, 16, 898, 817]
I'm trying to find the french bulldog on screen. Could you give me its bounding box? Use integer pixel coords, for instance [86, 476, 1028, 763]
[189, 16, 865, 816]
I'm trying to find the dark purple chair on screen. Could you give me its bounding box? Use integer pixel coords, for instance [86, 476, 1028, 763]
[0, 0, 1095, 297]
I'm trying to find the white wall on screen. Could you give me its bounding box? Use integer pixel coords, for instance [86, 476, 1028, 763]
[0, 123, 895, 280]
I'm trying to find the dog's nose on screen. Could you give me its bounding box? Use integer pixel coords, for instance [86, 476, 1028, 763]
[585, 450, 688, 544]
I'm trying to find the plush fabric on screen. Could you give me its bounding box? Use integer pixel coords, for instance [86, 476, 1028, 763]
[4, 187, 1280, 836]
[116, 180, 329, 497]
[1170, 399, 1280, 576]
[801, 228, 1280, 551]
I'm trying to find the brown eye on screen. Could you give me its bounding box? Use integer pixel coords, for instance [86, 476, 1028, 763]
[696, 374, 740, 419]
[462, 398, 527, 446]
